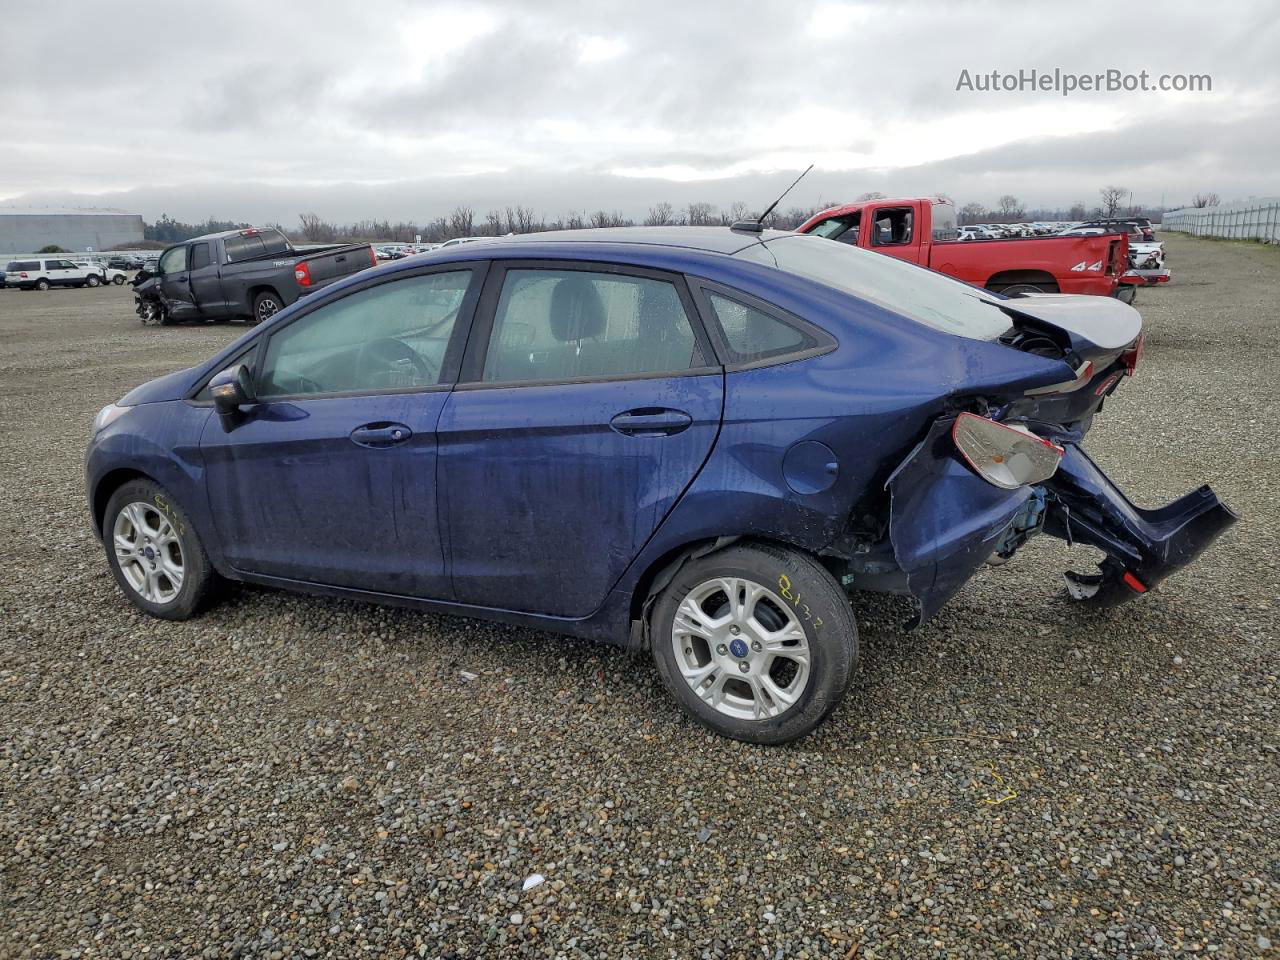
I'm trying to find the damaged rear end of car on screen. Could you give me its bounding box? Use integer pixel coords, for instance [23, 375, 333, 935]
[844, 290, 1238, 623]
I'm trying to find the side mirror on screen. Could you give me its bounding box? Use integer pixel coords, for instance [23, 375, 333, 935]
[209, 364, 255, 422]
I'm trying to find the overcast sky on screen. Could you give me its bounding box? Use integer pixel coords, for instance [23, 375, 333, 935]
[1, 0, 1277, 224]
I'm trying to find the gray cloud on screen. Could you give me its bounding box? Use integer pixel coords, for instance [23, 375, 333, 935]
[0, 0, 1276, 219]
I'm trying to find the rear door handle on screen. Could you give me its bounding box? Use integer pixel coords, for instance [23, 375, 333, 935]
[609, 408, 693, 437]
[350, 422, 413, 448]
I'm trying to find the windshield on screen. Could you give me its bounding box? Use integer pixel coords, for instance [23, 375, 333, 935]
[736, 235, 1010, 340]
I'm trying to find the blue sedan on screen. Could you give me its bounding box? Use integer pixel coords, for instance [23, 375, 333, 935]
[86, 227, 1236, 743]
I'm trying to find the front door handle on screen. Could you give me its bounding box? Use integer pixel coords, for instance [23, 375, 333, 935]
[350, 422, 413, 448]
[609, 408, 693, 437]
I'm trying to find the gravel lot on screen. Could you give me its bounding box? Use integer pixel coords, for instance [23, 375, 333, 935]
[1, 234, 1277, 959]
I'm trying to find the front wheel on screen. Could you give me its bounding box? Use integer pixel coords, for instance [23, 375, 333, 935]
[34, 278, 50, 291]
[651, 542, 857, 744]
[112, 274, 126, 285]
[103, 479, 217, 620]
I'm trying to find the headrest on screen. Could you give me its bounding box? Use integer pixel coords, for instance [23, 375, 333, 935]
[549, 275, 606, 342]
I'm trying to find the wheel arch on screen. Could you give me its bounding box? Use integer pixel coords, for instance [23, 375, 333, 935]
[91, 467, 153, 536]
[985, 269, 1059, 291]
[626, 532, 837, 649]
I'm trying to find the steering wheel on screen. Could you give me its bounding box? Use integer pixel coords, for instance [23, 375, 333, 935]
[355, 337, 437, 386]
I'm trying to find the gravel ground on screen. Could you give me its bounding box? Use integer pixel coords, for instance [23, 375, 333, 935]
[1, 235, 1277, 959]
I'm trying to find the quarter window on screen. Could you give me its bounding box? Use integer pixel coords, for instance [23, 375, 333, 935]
[705, 292, 812, 362]
[258, 271, 473, 397]
[482, 269, 701, 383]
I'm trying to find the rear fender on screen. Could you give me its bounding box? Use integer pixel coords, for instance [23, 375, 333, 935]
[884, 417, 1031, 625]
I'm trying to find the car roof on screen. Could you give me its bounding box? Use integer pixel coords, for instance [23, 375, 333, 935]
[433, 226, 793, 257]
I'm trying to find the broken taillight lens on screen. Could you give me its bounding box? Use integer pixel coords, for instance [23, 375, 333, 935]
[1120, 331, 1144, 375]
[952, 413, 1064, 490]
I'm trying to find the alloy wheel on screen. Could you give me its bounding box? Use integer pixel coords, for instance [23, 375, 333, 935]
[112, 502, 184, 604]
[257, 298, 280, 322]
[670, 576, 811, 721]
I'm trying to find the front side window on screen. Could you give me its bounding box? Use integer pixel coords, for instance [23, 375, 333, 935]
[258, 270, 473, 397]
[482, 269, 700, 383]
[159, 246, 188, 274]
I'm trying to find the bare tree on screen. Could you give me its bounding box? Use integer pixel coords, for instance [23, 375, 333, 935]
[855, 191, 886, 202]
[298, 212, 337, 243]
[447, 205, 475, 237]
[1068, 202, 1087, 221]
[1098, 185, 1127, 218]
[510, 205, 538, 233]
[1192, 192, 1220, 208]
[686, 201, 717, 226]
[644, 202, 675, 227]
[959, 202, 987, 225]
[996, 195, 1024, 221]
[721, 201, 750, 225]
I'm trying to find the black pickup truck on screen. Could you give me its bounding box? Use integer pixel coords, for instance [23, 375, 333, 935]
[135, 227, 376, 325]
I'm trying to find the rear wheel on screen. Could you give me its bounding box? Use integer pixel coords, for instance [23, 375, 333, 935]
[112, 274, 126, 285]
[997, 282, 1054, 297]
[651, 542, 857, 744]
[103, 479, 217, 620]
[252, 290, 284, 324]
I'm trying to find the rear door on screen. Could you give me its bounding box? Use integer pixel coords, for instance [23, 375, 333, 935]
[158, 244, 198, 320]
[437, 261, 723, 618]
[187, 241, 224, 314]
[869, 204, 920, 263]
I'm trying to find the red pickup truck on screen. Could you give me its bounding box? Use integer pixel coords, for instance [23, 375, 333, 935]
[796, 197, 1135, 302]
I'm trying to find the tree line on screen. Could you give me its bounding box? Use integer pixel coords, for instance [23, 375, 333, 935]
[141, 185, 1217, 246]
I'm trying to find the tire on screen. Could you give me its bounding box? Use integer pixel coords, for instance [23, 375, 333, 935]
[34, 278, 50, 291]
[112, 274, 126, 285]
[996, 283, 1054, 297]
[651, 541, 857, 745]
[102, 479, 217, 621]
[86, 275, 101, 287]
[252, 290, 284, 324]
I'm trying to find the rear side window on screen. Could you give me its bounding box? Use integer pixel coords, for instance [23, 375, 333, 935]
[482, 269, 702, 383]
[931, 202, 959, 241]
[7, 260, 38, 271]
[703, 291, 820, 364]
[872, 207, 913, 246]
[223, 234, 263, 262]
[190, 243, 211, 270]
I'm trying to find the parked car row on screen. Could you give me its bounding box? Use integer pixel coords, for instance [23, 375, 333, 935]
[4, 257, 129, 290]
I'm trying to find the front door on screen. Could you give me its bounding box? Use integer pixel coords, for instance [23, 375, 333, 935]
[439, 262, 723, 618]
[200, 266, 483, 597]
[158, 244, 198, 320]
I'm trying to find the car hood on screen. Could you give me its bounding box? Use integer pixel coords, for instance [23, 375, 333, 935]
[119, 366, 200, 406]
[998, 293, 1141, 354]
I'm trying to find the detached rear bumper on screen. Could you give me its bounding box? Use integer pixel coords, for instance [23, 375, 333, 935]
[1041, 444, 1239, 605]
[869, 421, 1238, 623]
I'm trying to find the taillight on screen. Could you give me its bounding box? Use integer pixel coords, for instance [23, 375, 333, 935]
[952, 413, 1064, 490]
[19, 272, 28, 278]
[294, 262, 312, 286]
[1120, 331, 1144, 375]
[369, 245, 378, 268]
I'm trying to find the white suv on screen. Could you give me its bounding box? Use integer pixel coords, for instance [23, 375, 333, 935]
[4, 258, 109, 290]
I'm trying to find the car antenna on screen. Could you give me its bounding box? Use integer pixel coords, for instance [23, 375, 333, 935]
[731, 164, 814, 234]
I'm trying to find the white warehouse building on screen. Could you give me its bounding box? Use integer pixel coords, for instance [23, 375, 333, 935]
[0, 208, 145, 253]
